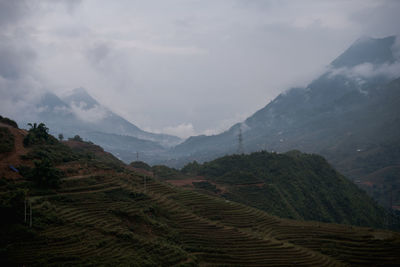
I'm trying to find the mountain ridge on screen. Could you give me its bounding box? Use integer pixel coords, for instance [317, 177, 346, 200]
[163, 36, 400, 208]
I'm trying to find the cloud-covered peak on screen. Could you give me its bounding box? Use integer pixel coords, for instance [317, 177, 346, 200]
[331, 36, 397, 68]
[63, 87, 99, 109]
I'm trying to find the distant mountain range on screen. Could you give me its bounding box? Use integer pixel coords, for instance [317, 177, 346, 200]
[20, 88, 181, 162]
[20, 36, 400, 208]
[165, 36, 400, 208]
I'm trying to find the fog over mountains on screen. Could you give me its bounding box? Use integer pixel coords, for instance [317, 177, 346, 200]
[25, 87, 181, 163]
[169, 36, 399, 159]
[2, 2, 400, 265]
[9, 35, 400, 207]
[166, 36, 400, 207]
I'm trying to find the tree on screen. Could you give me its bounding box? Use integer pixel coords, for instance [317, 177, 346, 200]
[58, 133, 64, 141]
[70, 135, 83, 142]
[24, 122, 53, 146]
[31, 158, 62, 188]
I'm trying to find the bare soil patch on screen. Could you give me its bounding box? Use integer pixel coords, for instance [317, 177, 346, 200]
[0, 123, 30, 179]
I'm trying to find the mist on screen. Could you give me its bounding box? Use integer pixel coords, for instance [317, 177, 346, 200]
[1, 0, 400, 138]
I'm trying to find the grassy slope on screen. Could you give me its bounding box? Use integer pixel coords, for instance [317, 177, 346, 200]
[179, 151, 391, 229]
[3, 168, 400, 266]
[1, 126, 400, 266]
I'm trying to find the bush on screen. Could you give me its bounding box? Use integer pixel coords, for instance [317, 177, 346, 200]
[0, 189, 26, 225]
[23, 123, 57, 147]
[30, 158, 63, 188]
[0, 115, 18, 128]
[182, 161, 201, 175]
[22, 143, 78, 164]
[152, 165, 182, 179]
[0, 127, 14, 153]
[69, 135, 83, 142]
[130, 161, 152, 171]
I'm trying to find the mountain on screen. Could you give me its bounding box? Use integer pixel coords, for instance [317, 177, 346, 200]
[165, 36, 400, 208]
[53, 88, 181, 147]
[1, 118, 400, 266]
[22, 88, 181, 163]
[331, 36, 397, 68]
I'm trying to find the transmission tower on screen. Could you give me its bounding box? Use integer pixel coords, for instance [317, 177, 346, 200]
[238, 125, 244, 154]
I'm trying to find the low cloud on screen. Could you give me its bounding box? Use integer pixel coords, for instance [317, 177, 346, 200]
[145, 123, 196, 139]
[70, 101, 108, 123]
[161, 123, 196, 139]
[86, 42, 112, 66]
[1, 0, 400, 137]
[0, 40, 44, 122]
[329, 61, 400, 81]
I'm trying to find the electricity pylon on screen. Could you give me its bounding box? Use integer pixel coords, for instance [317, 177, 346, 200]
[238, 125, 244, 154]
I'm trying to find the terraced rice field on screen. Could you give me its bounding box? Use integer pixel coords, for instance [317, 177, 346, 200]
[6, 170, 400, 266]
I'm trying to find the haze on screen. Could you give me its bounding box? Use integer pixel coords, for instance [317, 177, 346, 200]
[1, 0, 400, 138]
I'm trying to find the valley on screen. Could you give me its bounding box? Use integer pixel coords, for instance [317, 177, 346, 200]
[1, 116, 400, 266]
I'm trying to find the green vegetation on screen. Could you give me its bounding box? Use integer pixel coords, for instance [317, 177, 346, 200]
[0, 115, 18, 128]
[23, 123, 57, 147]
[2, 168, 400, 266]
[152, 165, 184, 179]
[0, 188, 26, 225]
[0, 127, 14, 153]
[30, 158, 63, 188]
[130, 161, 152, 171]
[1, 119, 400, 266]
[22, 141, 78, 164]
[193, 181, 220, 193]
[20, 123, 123, 172]
[69, 134, 83, 142]
[182, 151, 391, 229]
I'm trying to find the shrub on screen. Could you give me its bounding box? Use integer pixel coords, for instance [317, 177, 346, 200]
[0, 115, 18, 128]
[30, 158, 63, 188]
[181, 161, 201, 175]
[23, 123, 57, 147]
[69, 135, 83, 142]
[130, 161, 151, 171]
[0, 127, 14, 153]
[0, 189, 26, 225]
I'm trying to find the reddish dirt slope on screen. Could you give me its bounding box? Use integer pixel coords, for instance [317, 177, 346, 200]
[0, 123, 30, 179]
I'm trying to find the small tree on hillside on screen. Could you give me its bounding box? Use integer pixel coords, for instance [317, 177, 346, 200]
[70, 135, 83, 142]
[58, 133, 64, 141]
[24, 122, 54, 146]
[31, 157, 62, 188]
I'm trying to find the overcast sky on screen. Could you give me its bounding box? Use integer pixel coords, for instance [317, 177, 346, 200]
[1, 0, 400, 138]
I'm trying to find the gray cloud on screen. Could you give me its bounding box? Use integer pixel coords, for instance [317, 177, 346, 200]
[1, 0, 400, 136]
[86, 42, 112, 66]
[0, 0, 29, 27]
[0, 41, 36, 80]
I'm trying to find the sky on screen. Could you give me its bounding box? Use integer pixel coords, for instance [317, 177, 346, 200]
[1, 0, 400, 138]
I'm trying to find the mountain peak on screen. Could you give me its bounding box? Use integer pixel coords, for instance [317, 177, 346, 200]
[331, 35, 397, 68]
[70, 87, 90, 95]
[38, 92, 69, 109]
[63, 87, 99, 108]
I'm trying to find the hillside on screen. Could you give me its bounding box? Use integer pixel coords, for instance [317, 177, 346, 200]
[165, 36, 400, 209]
[1, 118, 400, 266]
[162, 151, 392, 229]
